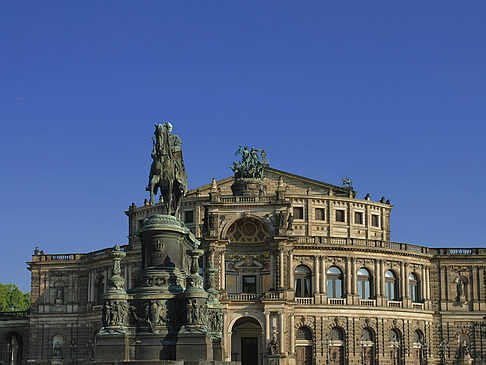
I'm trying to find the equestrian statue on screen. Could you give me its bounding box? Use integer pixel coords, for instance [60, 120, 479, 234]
[146, 122, 187, 216]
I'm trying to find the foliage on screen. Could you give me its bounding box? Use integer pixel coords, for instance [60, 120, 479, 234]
[0, 283, 30, 311]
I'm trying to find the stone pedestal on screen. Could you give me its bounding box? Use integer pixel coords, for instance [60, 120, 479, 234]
[95, 333, 129, 361]
[231, 178, 265, 196]
[175, 333, 214, 361]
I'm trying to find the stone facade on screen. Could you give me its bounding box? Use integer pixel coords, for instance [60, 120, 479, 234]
[1, 167, 485, 365]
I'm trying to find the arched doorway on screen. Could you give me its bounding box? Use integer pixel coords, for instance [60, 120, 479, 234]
[231, 317, 262, 365]
[6, 332, 22, 365]
[295, 326, 313, 365]
[329, 327, 345, 365]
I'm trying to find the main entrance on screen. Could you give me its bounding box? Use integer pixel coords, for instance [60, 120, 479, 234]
[231, 317, 262, 365]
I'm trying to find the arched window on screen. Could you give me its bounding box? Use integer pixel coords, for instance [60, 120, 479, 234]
[327, 266, 343, 298]
[295, 265, 312, 298]
[389, 329, 401, 365]
[357, 268, 372, 299]
[296, 327, 313, 340]
[329, 327, 345, 365]
[409, 273, 419, 302]
[385, 270, 398, 301]
[360, 328, 375, 365]
[6, 333, 22, 365]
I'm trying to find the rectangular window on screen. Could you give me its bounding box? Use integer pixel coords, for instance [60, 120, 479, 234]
[335, 210, 345, 222]
[293, 207, 304, 219]
[243, 276, 257, 293]
[354, 212, 363, 224]
[184, 210, 194, 224]
[371, 215, 380, 227]
[315, 208, 325, 221]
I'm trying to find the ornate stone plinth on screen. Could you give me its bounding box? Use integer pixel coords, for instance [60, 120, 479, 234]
[94, 215, 227, 363]
[231, 178, 265, 196]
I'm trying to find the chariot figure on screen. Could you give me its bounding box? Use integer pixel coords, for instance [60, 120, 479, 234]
[147, 122, 187, 216]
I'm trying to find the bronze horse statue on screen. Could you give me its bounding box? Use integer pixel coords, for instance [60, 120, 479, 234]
[146, 123, 187, 217]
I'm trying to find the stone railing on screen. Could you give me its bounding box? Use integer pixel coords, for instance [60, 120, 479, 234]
[294, 237, 430, 254]
[359, 299, 376, 306]
[433, 248, 486, 256]
[31, 254, 83, 262]
[0, 310, 30, 319]
[262, 292, 285, 300]
[412, 302, 424, 310]
[387, 301, 402, 308]
[219, 196, 271, 204]
[329, 298, 345, 305]
[295, 297, 314, 305]
[222, 293, 261, 301]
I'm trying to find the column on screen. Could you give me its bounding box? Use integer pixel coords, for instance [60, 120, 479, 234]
[380, 260, 385, 296]
[421, 266, 426, 302]
[124, 264, 128, 290]
[289, 251, 294, 290]
[314, 255, 320, 294]
[279, 248, 284, 288]
[104, 268, 109, 292]
[290, 315, 295, 354]
[87, 271, 92, 302]
[375, 260, 381, 297]
[404, 263, 410, 299]
[279, 312, 285, 353]
[270, 250, 275, 290]
[351, 257, 357, 295]
[321, 256, 327, 296]
[220, 250, 226, 290]
[265, 312, 270, 342]
[346, 257, 352, 296]
[425, 266, 430, 300]
[400, 262, 405, 299]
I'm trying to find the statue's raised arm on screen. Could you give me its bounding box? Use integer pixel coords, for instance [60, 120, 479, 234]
[146, 122, 187, 217]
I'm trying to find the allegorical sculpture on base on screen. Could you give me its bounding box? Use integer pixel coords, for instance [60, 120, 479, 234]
[94, 122, 228, 364]
[230, 145, 269, 196]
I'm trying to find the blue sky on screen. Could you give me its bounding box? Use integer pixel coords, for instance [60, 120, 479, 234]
[1, 1, 485, 291]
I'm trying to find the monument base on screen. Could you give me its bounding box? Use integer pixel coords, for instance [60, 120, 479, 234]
[175, 332, 213, 361]
[95, 333, 129, 361]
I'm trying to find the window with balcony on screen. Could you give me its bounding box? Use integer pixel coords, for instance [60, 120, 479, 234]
[409, 273, 419, 302]
[315, 208, 325, 221]
[357, 268, 372, 299]
[327, 266, 343, 298]
[293, 207, 304, 219]
[294, 265, 312, 297]
[242, 275, 256, 293]
[385, 270, 398, 301]
[335, 210, 345, 222]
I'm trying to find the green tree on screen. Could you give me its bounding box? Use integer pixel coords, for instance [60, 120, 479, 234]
[0, 283, 30, 311]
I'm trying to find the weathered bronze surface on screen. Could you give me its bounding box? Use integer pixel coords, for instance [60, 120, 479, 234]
[147, 122, 187, 216]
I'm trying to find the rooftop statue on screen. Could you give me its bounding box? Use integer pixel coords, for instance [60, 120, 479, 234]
[146, 122, 187, 216]
[231, 146, 268, 180]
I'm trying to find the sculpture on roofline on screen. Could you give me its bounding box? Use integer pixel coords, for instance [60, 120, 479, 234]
[146, 122, 188, 216]
[231, 145, 269, 180]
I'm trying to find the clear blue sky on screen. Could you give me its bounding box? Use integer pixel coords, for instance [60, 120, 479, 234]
[1, 1, 485, 291]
